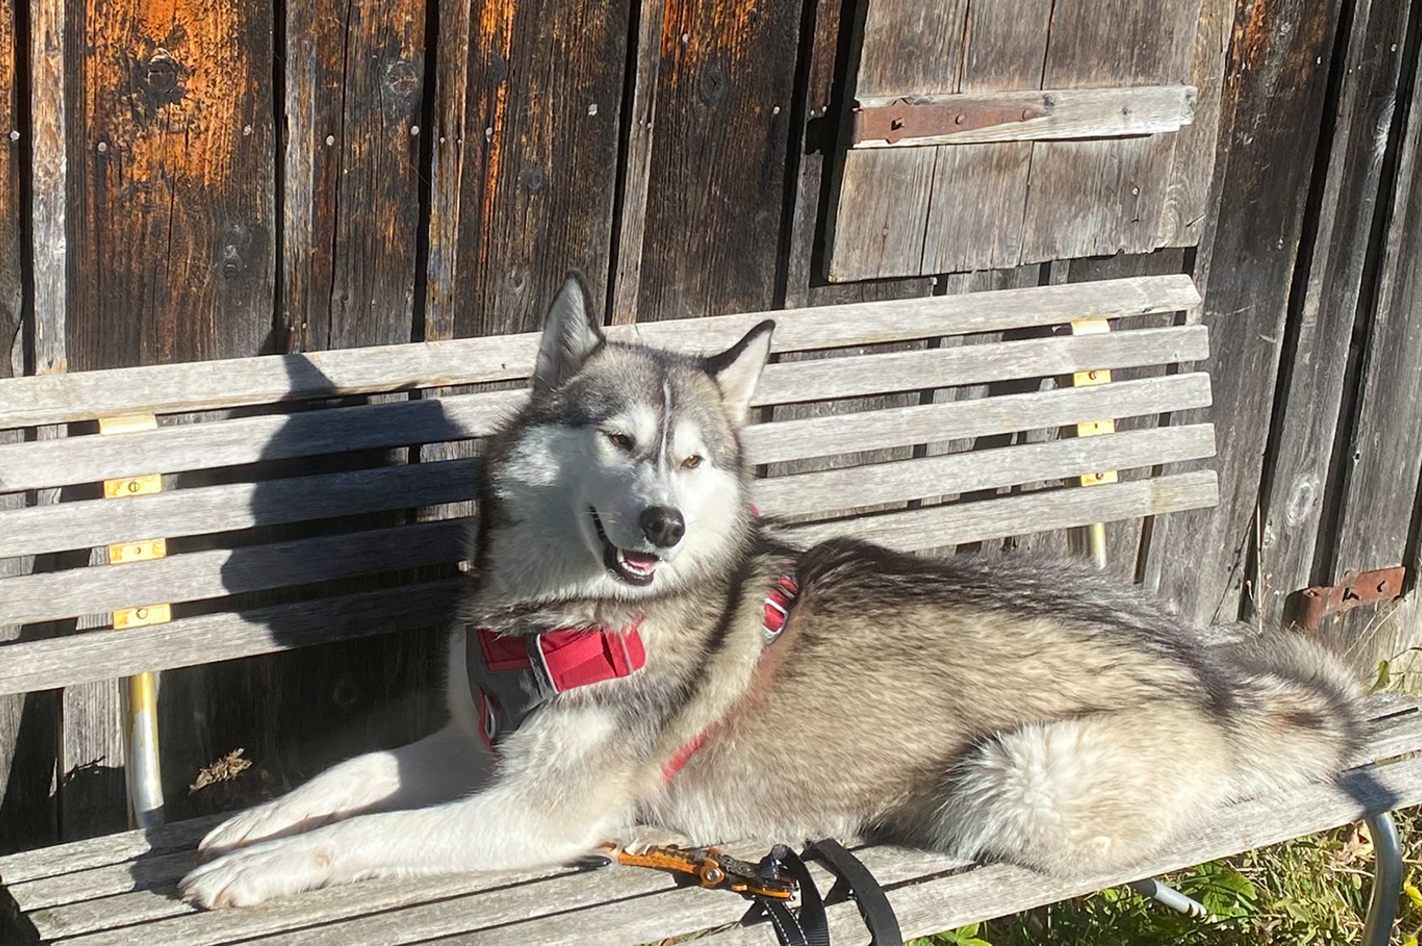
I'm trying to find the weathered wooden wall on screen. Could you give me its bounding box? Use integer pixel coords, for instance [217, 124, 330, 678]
[1, 0, 1420, 850]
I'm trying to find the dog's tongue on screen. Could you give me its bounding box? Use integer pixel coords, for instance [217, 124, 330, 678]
[620, 550, 659, 570]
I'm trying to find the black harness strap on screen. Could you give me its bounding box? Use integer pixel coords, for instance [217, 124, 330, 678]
[740, 841, 902, 946]
[807, 838, 903, 946]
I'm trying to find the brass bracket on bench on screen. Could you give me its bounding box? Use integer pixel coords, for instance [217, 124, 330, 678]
[1070, 319, 1117, 569]
[99, 412, 168, 828]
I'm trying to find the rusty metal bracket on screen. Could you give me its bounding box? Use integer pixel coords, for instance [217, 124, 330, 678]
[850, 98, 1046, 145]
[1292, 566, 1407, 632]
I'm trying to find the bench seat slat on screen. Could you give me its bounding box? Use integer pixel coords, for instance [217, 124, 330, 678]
[0, 580, 463, 696]
[787, 470, 1221, 551]
[758, 425, 1216, 517]
[0, 276, 1200, 430]
[0, 373, 1212, 496]
[22, 700, 1416, 946]
[750, 325, 1209, 406]
[0, 521, 468, 627]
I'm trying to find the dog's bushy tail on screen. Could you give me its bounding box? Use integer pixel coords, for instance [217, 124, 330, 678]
[1221, 630, 1366, 799]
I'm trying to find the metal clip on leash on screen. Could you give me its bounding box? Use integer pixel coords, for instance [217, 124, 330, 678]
[583, 838, 901, 946]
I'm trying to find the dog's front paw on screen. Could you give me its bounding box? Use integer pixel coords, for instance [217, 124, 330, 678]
[199, 798, 335, 857]
[179, 836, 336, 908]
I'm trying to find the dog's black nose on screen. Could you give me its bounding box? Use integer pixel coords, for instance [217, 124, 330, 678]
[639, 506, 685, 548]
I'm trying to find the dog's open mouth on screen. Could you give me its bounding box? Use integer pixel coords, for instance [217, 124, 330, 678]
[591, 508, 659, 586]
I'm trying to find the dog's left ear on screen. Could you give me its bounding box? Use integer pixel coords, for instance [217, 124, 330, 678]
[706, 319, 775, 424]
[533, 274, 604, 396]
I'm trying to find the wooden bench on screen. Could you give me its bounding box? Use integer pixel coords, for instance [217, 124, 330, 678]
[0, 274, 1415, 946]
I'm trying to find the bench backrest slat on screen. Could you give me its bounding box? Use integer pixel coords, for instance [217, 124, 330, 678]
[0, 273, 1215, 693]
[0, 580, 464, 697]
[0, 521, 467, 627]
[0, 275, 1199, 429]
[756, 425, 1215, 518]
[792, 470, 1220, 552]
[0, 374, 1214, 558]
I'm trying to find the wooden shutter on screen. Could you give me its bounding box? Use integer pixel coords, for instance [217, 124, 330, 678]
[827, 0, 1221, 280]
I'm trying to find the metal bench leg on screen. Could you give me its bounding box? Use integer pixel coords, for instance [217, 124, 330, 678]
[1129, 877, 1208, 918]
[1362, 811, 1403, 946]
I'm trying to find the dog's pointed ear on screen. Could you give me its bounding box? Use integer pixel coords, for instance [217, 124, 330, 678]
[533, 275, 604, 396]
[706, 319, 775, 424]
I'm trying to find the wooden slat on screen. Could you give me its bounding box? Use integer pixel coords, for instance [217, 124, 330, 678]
[1017, 0, 1203, 264]
[281, 0, 424, 353]
[0, 521, 469, 627]
[421, 0, 628, 342]
[1324, 41, 1422, 667]
[852, 86, 1197, 149]
[0, 391, 522, 495]
[750, 325, 1210, 406]
[60, 745, 1418, 946]
[742, 373, 1213, 466]
[788, 471, 1220, 551]
[756, 425, 1215, 518]
[0, 580, 464, 696]
[0, 276, 1201, 429]
[1141, 0, 1350, 626]
[9, 689, 1408, 946]
[1255, 0, 1413, 623]
[693, 758, 1422, 946]
[0, 460, 479, 559]
[0, 324, 1206, 497]
[0, 815, 225, 887]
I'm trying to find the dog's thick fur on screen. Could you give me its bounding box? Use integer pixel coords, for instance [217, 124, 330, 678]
[180, 277, 1363, 908]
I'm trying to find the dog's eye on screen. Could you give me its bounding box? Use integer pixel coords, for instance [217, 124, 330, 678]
[681, 455, 703, 470]
[605, 431, 635, 452]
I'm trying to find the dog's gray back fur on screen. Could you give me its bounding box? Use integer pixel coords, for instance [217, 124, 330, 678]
[465, 276, 1365, 874]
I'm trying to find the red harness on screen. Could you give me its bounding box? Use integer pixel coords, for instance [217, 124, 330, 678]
[469, 572, 799, 782]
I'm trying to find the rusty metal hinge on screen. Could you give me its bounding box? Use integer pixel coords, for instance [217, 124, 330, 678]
[1291, 566, 1407, 632]
[850, 98, 1046, 146]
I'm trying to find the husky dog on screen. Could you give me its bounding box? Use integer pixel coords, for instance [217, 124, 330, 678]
[180, 276, 1363, 909]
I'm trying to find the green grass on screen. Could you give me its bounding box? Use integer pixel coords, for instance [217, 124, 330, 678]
[916, 807, 1422, 946]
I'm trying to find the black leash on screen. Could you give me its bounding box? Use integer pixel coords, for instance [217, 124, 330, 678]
[740, 840, 902, 946]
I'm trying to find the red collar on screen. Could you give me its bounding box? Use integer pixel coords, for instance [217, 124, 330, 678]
[470, 571, 799, 779]
[475, 621, 646, 694]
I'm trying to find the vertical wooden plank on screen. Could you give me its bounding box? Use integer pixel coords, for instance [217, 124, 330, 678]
[1018, 0, 1204, 262]
[156, 0, 436, 826]
[919, 0, 1052, 275]
[1324, 43, 1422, 671]
[0, 0, 16, 376]
[1156, 0, 1232, 247]
[424, 0, 629, 340]
[826, 148, 936, 284]
[70, 0, 276, 370]
[1254, 0, 1413, 625]
[609, 0, 668, 325]
[58, 0, 277, 837]
[1142, 0, 1347, 627]
[633, 0, 801, 320]
[855, 0, 966, 98]
[283, 0, 426, 352]
[0, 0, 62, 853]
[782, 0, 847, 309]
